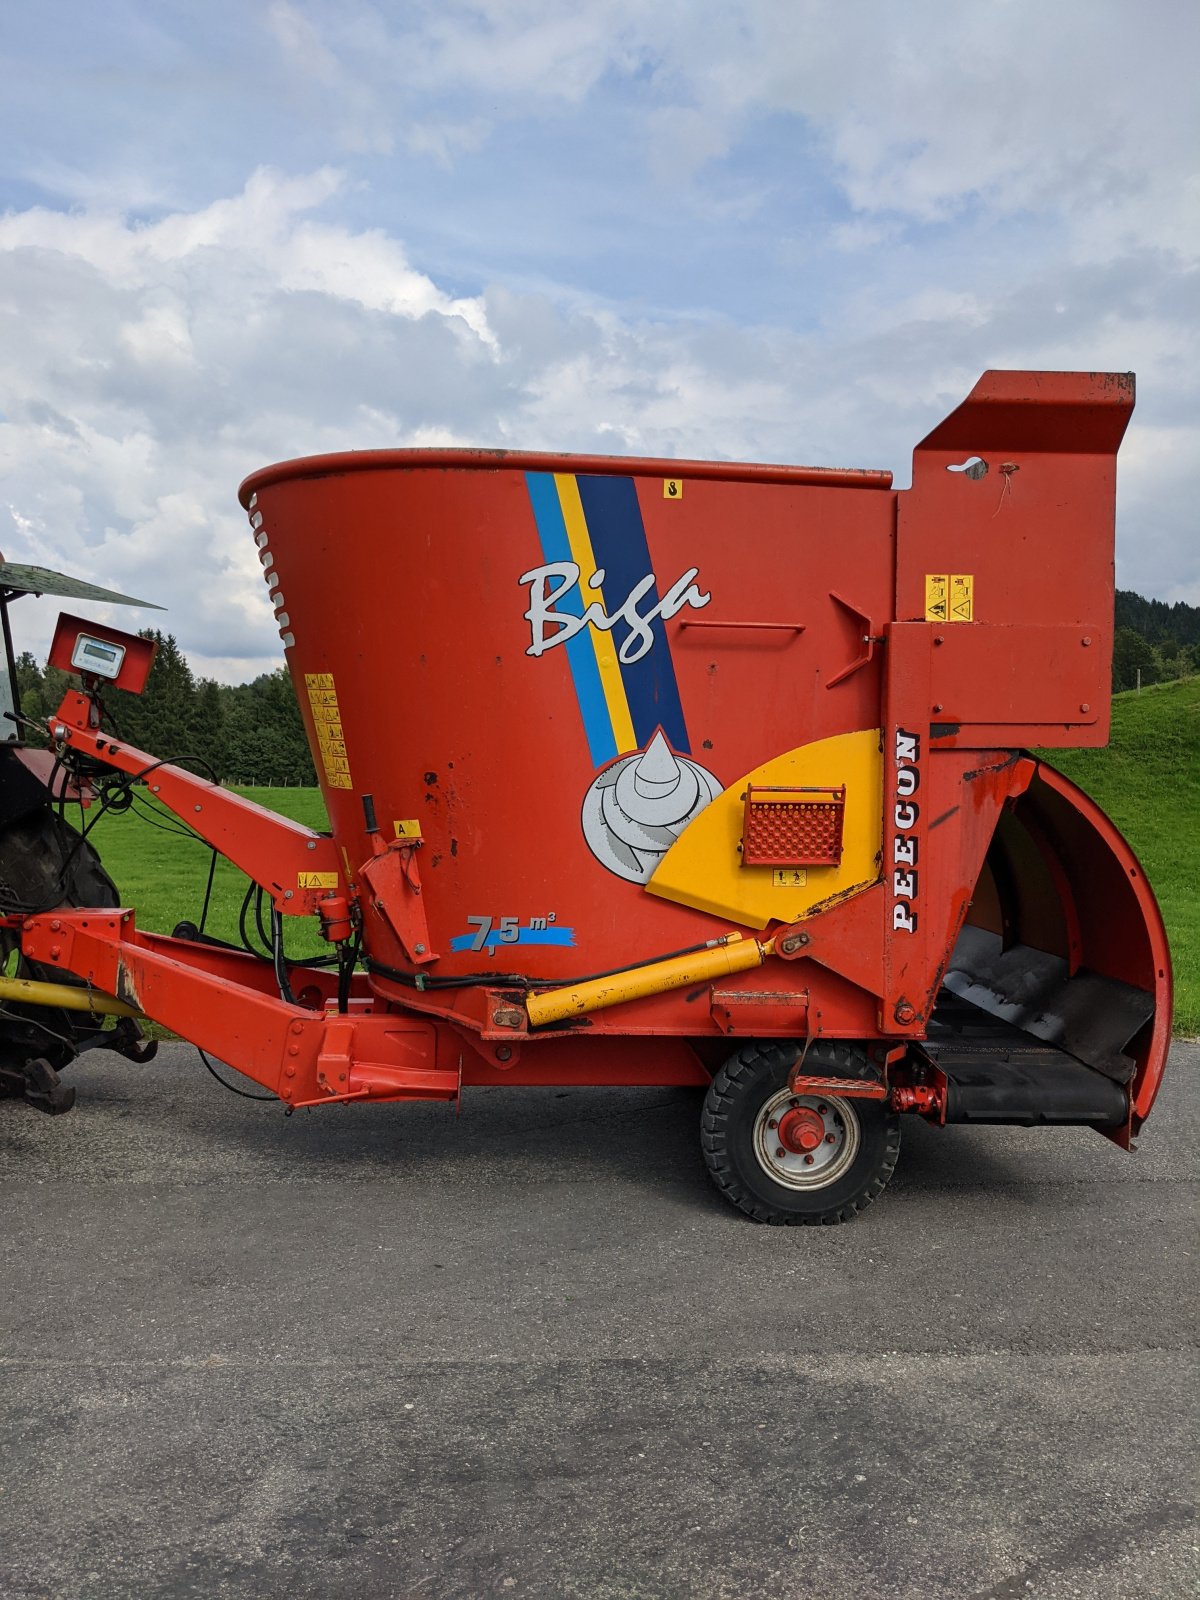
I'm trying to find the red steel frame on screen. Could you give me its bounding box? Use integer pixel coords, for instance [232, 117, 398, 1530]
[17, 695, 715, 1101]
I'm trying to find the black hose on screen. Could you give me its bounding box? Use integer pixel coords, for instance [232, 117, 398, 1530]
[197, 1046, 276, 1101]
[237, 880, 263, 956]
[336, 930, 361, 1015]
[270, 907, 298, 1007]
[363, 936, 727, 994]
[197, 847, 218, 936]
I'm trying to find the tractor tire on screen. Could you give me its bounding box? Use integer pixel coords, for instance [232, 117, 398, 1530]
[0, 806, 121, 1073]
[701, 1040, 901, 1224]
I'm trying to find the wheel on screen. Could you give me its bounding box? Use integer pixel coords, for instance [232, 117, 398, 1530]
[701, 1040, 901, 1224]
[0, 804, 122, 1076]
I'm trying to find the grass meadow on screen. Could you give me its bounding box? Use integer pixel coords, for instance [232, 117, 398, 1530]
[85, 785, 330, 964]
[1035, 675, 1199, 1034]
[85, 680, 1198, 1033]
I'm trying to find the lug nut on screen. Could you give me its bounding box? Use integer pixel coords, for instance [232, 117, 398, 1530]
[803, 1155, 815, 1166]
[775, 1146, 786, 1159]
[767, 1118, 778, 1130]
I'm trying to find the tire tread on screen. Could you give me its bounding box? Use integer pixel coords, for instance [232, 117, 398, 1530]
[701, 1040, 900, 1225]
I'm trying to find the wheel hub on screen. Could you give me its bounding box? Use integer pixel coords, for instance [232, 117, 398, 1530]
[753, 1089, 861, 1190]
[776, 1105, 825, 1154]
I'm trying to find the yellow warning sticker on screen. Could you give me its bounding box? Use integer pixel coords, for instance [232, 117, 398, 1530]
[663, 478, 683, 500]
[925, 573, 974, 622]
[394, 819, 423, 838]
[304, 672, 353, 789]
[950, 573, 974, 621]
[298, 871, 339, 890]
[772, 868, 808, 888]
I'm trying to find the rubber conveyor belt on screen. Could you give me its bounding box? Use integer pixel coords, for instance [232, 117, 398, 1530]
[922, 996, 1129, 1128]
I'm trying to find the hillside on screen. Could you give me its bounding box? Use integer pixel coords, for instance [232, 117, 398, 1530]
[1037, 676, 1199, 1033]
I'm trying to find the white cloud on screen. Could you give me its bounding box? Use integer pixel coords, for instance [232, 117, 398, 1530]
[264, 2, 1199, 246]
[0, 169, 499, 676]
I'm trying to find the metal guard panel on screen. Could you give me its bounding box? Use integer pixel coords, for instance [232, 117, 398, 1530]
[927, 623, 1106, 733]
[645, 729, 882, 928]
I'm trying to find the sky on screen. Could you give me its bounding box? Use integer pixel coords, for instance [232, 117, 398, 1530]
[1, 1, 1196, 681]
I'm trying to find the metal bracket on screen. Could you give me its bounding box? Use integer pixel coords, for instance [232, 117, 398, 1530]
[360, 842, 439, 966]
[825, 592, 880, 689]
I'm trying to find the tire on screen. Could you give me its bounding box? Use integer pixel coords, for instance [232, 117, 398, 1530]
[701, 1040, 901, 1224]
[0, 806, 122, 1073]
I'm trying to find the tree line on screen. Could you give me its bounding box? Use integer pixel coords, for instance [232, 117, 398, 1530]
[15, 631, 316, 786]
[1113, 590, 1200, 692]
[12, 591, 1197, 783]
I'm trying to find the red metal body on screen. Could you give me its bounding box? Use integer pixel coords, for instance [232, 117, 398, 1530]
[17, 371, 1171, 1142]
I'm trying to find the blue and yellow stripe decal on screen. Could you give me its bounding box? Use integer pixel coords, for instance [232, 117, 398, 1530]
[525, 473, 690, 764]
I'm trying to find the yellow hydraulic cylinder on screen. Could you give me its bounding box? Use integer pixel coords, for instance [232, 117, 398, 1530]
[0, 974, 142, 1018]
[525, 933, 773, 1028]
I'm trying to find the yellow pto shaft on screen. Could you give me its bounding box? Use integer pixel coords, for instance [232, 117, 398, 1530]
[0, 974, 142, 1019]
[525, 933, 773, 1028]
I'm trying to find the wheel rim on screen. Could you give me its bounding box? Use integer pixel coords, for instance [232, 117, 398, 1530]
[751, 1088, 861, 1190]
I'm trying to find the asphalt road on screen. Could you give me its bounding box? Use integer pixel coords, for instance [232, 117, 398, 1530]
[1, 1040, 1196, 1600]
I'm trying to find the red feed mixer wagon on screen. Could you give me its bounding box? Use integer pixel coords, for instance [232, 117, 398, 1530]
[0, 370, 1171, 1222]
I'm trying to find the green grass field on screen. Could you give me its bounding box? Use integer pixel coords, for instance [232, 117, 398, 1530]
[1035, 676, 1199, 1035]
[85, 785, 330, 964]
[83, 681, 1198, 1033]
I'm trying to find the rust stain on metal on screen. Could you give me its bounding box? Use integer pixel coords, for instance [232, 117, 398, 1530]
[114, 960, 142, 1012]
[963, 751, 1022, 783]
[711, 990, 809, 1006]
[803, 873, 881, 918]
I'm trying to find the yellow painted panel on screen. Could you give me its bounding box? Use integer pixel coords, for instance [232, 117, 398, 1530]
[394, 819, 423, 838]
[645, 728, 883, 929]
[950, 573, 974, 621]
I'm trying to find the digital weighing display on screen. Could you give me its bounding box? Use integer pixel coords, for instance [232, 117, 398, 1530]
[70, 634, 127, 680]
